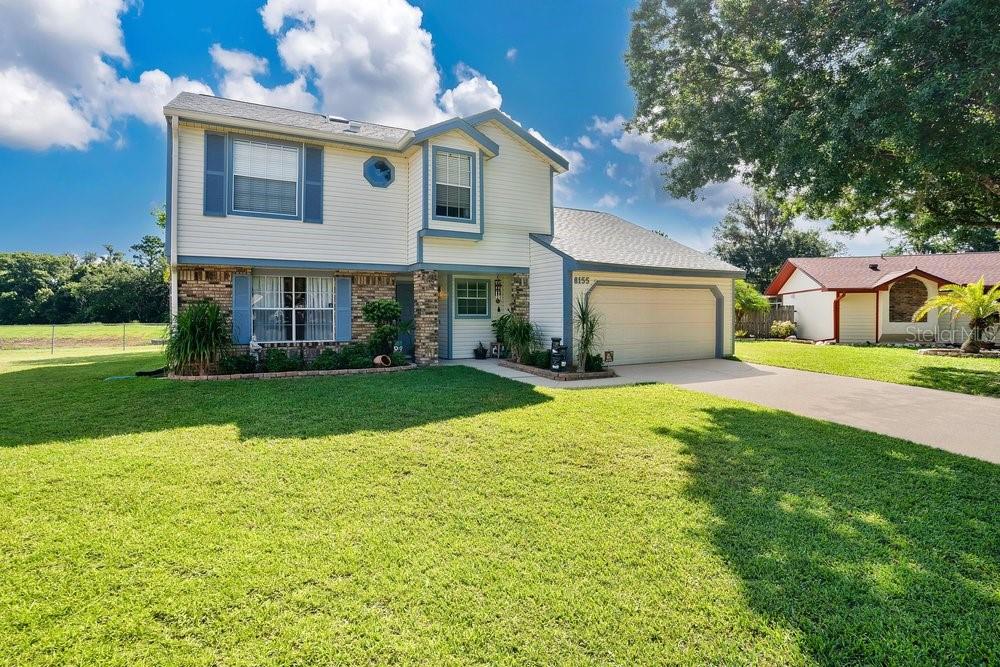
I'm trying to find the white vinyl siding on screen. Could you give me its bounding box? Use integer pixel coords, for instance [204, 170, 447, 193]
[231, 138, 299, 216]
[529, 240, 564, 343]
[406, 147, 423, 264]
[175, 124, 408, 264]
[778, 268, 823, 293]
[251, 275, 335, 342]
[781, 290, 836, 341]
[449, 274, 509, 359]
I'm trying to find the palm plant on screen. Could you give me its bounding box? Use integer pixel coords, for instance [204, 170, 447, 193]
[573, 296, 603, 370]
[166, 300, 232, 375]
[913, 278, 1000, 353]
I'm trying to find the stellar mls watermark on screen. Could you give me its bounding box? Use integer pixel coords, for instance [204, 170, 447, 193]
[903, 324, 998, 344]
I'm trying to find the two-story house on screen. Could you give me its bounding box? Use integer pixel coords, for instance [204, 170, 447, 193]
[163, 93, 743, 365]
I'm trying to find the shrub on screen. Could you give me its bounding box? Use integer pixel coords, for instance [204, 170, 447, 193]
[735, 329, 749, 339]
[362, 298, 409, 356]
[166, 300, 231, 375]
[310, 348, 342, 371]
[769, 320, 796, 338]
[491, 312, 512, 347]
[504, 315, 536, 363]
[264, 349, 305, 373]
[340, 343, 374, 369]
[218, 352, 258, 375]
[573, 296, 603, 370]
[523, 349, 551, 369]
[389, 351, 408, 367]
[584, 353, 604, 372]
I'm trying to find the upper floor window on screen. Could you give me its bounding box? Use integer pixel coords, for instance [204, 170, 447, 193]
[232, 137, 299, 217]
[364, 156, 395, 188]
[434, 150, 472, 220]
[251, 275, 334, 342]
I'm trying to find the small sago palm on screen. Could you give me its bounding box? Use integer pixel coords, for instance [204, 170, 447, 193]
[913, 278, 1000, 353]
[574, 296, 603, 371]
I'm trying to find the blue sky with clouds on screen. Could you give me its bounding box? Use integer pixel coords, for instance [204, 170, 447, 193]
[0, 0, 886, 256]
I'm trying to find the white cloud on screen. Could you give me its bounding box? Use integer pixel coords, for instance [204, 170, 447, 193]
[605, 162, 618, 179]
[595, 193, 620, 209]
[0, 0, 212, 150]
[210, 44, 317, 111]
[576, 135, 597, 150]
[438, 63, 502, 117]
[589, 114, 626, 136]
[612, 130, 673, 166]
[506, 48, 518, 62]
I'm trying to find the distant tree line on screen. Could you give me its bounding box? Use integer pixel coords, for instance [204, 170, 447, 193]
[0, 208, 168, 324]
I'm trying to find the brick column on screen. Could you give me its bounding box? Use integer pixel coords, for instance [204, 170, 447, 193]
[511, 273, 529, 319]
[413, 270, 440, 365]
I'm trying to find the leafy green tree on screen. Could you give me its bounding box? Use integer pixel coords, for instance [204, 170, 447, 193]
[0, 253, 80, 324]
[626, 0, 1000, 236]
[888, 225, 1000, 255]
[734, 279, 769, 314]
[711, 193, 843, 290]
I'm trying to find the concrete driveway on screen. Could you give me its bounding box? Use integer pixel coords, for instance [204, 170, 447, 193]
[452, 358, 1000, 464]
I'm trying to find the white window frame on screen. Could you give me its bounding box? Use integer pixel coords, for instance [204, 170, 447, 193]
[454, 278, 490, 319]
[433, 147, 475, 222]
[231, 136, 301, 219]
[251, 275, 335, 343]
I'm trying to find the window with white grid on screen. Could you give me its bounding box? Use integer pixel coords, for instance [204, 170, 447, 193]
[251, 276, 334, 342]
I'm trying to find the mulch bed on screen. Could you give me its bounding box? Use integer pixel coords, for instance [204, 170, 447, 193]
[498, 359, 617, 381]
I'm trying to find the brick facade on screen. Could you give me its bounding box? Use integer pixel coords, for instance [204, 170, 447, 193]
[413, 270, 440, 365]
[510, 272, 529, 319]
[350, 273, 397, 340]
[889, 277, 929, 323]
[176, 265, 249, 314]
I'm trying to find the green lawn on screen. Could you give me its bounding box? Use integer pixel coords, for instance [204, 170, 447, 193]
[735, 340, 1000, 398]
[0, 322, 167, 349]
[1, 348, 998, 665]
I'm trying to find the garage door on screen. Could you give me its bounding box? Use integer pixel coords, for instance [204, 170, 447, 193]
[589, 285, 717, 364]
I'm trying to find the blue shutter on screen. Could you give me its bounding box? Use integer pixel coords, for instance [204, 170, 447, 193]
[204, 133, 226, 217]
[232, 274, 252, 344]
[335, 277, 352, 341]
[303, 145, 323, 223]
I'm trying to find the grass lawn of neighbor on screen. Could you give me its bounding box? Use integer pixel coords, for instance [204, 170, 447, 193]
[0, 322, 167, 350]
[734, 340, 1000, 398]
[1, 347, 998, 665]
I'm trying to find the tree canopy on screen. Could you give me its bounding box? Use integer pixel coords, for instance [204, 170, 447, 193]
[712, 192, 843, 290]
[626, 0, 1000, 237]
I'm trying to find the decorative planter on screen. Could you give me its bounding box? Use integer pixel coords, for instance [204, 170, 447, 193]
[169, 364, 418, 381]
[498, 359, 617, 381]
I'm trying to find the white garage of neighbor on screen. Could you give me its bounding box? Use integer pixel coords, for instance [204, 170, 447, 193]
[530, 208, 742, 366]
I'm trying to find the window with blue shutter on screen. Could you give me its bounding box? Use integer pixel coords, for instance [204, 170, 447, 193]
[231, 274, 252, 344]
[203, 133, 226, 217]
[303, 145, 323, 223]
[335, 277, 352, 342]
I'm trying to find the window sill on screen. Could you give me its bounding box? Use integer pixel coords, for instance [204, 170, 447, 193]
[432, 214, 476, 224]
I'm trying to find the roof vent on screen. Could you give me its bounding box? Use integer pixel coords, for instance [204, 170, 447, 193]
[869, 263, 880, 271]
[344, 121, 362, 133]
[326, 114, 348, 123]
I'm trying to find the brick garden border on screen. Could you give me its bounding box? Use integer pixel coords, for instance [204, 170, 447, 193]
[498, 359, 617, 381]
[169, 364, 418, 381]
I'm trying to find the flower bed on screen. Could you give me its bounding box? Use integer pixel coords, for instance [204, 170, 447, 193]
[498, 359, 617, 381]
[917, 348, 1000, 358]
[170, 363, 417, 381]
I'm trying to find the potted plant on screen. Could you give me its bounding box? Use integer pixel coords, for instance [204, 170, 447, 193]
[473, 342, 488, 359]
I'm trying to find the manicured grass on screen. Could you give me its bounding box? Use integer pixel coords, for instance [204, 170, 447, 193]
[0, 322, 167, 349]
[735, 340, 1000, 398]
[1, 348, 998, 665]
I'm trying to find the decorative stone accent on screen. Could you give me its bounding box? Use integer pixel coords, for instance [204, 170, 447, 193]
[413, 270, 440, 365]
[176, 265, 250, 314]
[889, 278, 928, 322]
[170, 363, 417, 381]
[918, 348, 1000, 358]
[511, 273, 529, 319]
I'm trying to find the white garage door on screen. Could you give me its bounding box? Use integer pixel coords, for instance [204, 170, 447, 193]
[589, 285, 717, 364]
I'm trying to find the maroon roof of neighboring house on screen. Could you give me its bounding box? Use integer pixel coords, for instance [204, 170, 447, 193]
[765, 252, 1000, 295]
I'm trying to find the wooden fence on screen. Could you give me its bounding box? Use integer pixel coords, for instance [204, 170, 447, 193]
[737, 304, 795, 337]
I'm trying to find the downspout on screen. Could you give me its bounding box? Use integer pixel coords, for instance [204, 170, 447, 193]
[874, 290, 880, 343]
[833, 292, 844, 342]
[169, 114, 180, 320]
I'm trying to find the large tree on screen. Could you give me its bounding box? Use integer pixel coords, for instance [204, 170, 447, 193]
[712, 193, 844, 290]
[626, 0, 1000, 237]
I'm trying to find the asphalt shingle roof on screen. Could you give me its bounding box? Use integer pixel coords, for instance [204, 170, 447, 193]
[538, 208, 743, 275]
[783, 254, 1000, 290]
[164, 92, 411, 143]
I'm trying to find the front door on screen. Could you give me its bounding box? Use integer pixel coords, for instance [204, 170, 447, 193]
[395, 281, 415, 358]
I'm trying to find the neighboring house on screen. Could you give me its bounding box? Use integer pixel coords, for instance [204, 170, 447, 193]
[163, 93, 743, 365]
[765, 254, 1000, 343]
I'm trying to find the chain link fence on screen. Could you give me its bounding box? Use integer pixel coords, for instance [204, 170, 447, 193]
[0, 323, 168, 352]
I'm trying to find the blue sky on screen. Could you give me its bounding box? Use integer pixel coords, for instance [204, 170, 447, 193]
[0, 0, 885, 256]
